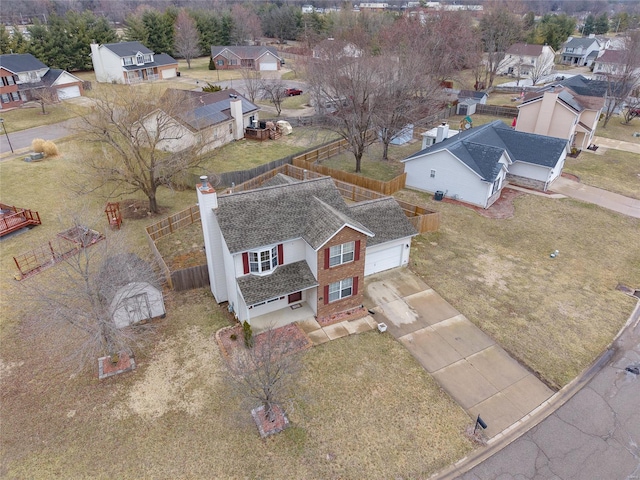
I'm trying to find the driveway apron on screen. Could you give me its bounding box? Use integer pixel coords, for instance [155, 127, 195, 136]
[365, 269, 553, 438]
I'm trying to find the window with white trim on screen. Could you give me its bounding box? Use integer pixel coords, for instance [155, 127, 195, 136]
[430, 169, 436, 178]
[249, 246, 278, 273]
[328, 278, 353, 302]
[329, 241, 355, 267]
[123, 57, 133, 66]
[143, 54, 152, 63]
[136, 53, 144, 65]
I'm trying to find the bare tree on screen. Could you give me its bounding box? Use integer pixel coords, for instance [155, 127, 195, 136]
[621, 97, 640, 125]
[600, 32, 640, 127]
[529, 50, 555, 85]
[479, 3, 523, 87]
[240, 67, 261, 104]
[230, 4, 262, 46]
[260, 78, 287, 116]
[307, 52, 384, 173]
[30, 86, 57, 115]
[229, 325, 301, 425]
[76, 86, 205, 214]
[174, 9, 200, 69]
[23, 225, 161, 368]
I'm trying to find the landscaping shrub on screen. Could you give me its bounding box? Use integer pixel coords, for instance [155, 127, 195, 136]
[242, 321, 253, 348]
[209, 57, 215, 70]
[42, 140, 59, 156]
[202, 82, 222, 92]
[32, 138, 46, 153]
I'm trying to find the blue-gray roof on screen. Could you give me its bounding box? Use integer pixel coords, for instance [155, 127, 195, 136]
[563, 37, 599, 50]
[404, 121, 566, 179]
[122, 53, 177, 70]
[0, 53, 47, 73]
[555, 75, 608, 98]
[459, 90, 488, 100]
[102, 41, 154, 57]
[210, 45, 281, 60]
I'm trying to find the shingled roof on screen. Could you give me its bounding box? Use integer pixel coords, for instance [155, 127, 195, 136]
[215, 176, 417, 254]
[506, 43, 544, 57]
[404, 120, 567, 179]
[0, 53, 47, 73]
[210, 46, 281, 60]
[101, 41, 153, 57]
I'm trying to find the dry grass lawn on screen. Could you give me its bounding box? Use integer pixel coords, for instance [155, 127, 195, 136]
[595, 116, 640, 142]
[564, 149, 640, 200]
[0, 102, 87, 133]
[0, 133, 475, 478]
[397, 189, 640, 389]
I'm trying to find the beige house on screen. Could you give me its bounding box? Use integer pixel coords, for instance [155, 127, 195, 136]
[516, 86, 604, 151]
[498, 43, 556, 81]
[144, 89, 259, 154]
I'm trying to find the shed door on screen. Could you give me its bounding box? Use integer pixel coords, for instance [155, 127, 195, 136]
[364, 245, 403, 276]
[57, 85, 80, 100]
[125, 293, 151, 325]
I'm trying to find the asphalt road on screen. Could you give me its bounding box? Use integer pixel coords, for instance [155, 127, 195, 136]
[462, 303, 640, 480]
[0, 118, 80, 155]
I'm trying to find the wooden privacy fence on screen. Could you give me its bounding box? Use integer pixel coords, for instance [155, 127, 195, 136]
[475, 104, 519, 118]
[145, 205, 207, 290]
[146, 205, 200, 242]
[171, 264, 210, 291]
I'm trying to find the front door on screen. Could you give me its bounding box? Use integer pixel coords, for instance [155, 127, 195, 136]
[288, 291, 302, 304]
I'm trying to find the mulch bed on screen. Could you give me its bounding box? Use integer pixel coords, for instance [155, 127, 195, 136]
[442, 188, 525, 220]
[98, 351, 136, 380]
[216, 323, 312, 361]
[561, 172, 580, 182]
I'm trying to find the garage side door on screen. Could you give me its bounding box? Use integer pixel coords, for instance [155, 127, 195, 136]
[57, 85, 80, 100]
[364, 245, 403, 276]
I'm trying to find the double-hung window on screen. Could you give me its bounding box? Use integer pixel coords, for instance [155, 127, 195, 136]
[329, 241, 354, 267]
[328, 278, 353, 302]
[123, 57, 133, 66]
[249, 246, 278, 273]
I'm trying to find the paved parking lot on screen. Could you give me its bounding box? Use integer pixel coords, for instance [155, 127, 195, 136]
[364, 268, 554, 438]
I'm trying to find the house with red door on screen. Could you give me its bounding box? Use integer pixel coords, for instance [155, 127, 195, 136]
[196, 175, 417, 329]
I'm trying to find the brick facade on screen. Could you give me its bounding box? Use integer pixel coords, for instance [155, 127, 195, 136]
[0, 67, 23, 109]
[316, 227, 367, 321]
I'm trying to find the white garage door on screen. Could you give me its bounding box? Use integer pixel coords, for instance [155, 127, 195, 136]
[259, 62, 277, 71]
[365, 245, 403, 276]
[162, 68, 177, 79]
[57, 85, 80, 100]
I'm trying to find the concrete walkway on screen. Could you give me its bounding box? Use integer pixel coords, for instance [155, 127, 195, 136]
[364, 268, 554, 439]
[550, 176, 640, 218]
[593, 135, 640, 155]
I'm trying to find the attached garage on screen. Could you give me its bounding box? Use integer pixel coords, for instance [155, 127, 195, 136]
[259, 61, 278, 71]
[365, 243, 406, 276]
[162, 68, 177, 79]
[56, 85, 81, 100]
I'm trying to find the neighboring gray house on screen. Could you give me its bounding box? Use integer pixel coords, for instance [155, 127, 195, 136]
[402, 120, 567, 208]
[560, 37, 602, 66]
[210, 46, 282, 71]
[196, 175, 417, 328]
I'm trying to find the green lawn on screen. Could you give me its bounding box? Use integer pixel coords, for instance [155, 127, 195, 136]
[564, 148, 640, 200]
[397, 188, 640, 389]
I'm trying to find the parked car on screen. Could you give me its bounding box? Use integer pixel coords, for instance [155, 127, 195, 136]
[284, 88, 303, 96]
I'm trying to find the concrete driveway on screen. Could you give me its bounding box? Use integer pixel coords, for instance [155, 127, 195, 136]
[365, 268, 553, 438]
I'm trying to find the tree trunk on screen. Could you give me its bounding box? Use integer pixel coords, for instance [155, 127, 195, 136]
[355, 153, 362, 173]
[382, 141, 390, 161]
[148, 191, 159, 214]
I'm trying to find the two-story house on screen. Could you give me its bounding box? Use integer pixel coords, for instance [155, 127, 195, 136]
[90, 41, 178, 84]
[560, 37, 601, 66]
[516, 84, 604, 151]
[592, 49, 640, 81]
[498, 43, 556, 80]
[196, 175, 417, 329]
[210, 46, 283, 71]
[0, 53, 84, 109]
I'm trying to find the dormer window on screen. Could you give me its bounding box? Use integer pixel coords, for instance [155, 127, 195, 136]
[143, 54, 152, 63]
[123, 57, 133, 66]
[136, 53, 144, 65]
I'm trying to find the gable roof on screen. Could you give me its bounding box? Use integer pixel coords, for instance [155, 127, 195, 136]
[237, 260, 318, 305]
[595, 49, 625, 65]
[0, 53, 47, 73]
[215, 176, 417, 255]
[506, 43, 544, 57]
[522, 84, 605, 113]
[404, 120, 566, 176]
[210, 46, 281, 61]
[553, 75, 608, 98]
[563, 37, 599, 50]
[101, 41, 154, 57]
[40, 68, 81, 86]
[458, 90, 488, 100]
[162, 88, 258, 131]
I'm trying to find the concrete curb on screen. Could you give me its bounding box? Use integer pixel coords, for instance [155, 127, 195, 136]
[430, 298, 640, 479]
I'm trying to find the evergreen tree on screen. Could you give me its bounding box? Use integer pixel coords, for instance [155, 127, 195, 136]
[0, 27, 11, 54]
[9, 28, 30, 54]
[142, 9, 175, 55]
[583, 14, 595, 36]
[192, 11, 221, 55]
[124, 14, 149, 44]
[595, 13, 609, 35]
